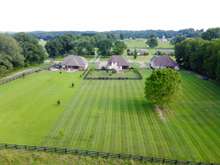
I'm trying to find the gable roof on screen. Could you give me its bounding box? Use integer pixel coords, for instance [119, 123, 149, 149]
[107, 55, 130, 67]
[62, 55, 87, 67]
[150, 55, 178, 68]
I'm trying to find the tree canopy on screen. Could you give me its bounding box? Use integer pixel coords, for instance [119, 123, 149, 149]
[45, 34, 126, 57]
[0, 34, 24, 75]
[175, 38, 220, 80]
[112, 41, 127, 55]
[201, 28, 220, 40]
[14, 33, 47, 65]
[146, 35, 158, 48]
[145, 69, 181, 107]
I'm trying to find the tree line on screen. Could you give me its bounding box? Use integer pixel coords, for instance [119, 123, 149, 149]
[45, 34, 127, 58]
[30, 28, 203, 40]
[0, 33, 47, 76]
[175, 38, 220, 80]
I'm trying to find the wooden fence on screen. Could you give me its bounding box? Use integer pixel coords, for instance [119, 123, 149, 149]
[83, 68, 143, 80]
[0, 143, 219, 165]
[0, 64, 51, 86]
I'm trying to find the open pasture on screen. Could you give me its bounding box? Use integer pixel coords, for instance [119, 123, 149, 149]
[0, 70, 220, 162]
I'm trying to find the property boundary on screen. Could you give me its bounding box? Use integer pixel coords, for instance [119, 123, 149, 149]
[83, 68, 143, 80]
[0, 64, 51, 86]
[0, 143, 219, 165]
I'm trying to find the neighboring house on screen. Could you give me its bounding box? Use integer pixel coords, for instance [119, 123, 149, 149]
[107, 55, 130, 71]
[150, 55, 179, 70]
[61, 55, 88, 71]
[137, 49, 148, 56]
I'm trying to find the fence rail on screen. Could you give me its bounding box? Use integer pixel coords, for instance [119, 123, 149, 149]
[0, 64, 51, 86]
[0, 143, 219, 165]
[83, 68, 143, 80]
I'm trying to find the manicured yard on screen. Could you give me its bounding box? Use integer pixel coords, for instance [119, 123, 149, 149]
[0, 70, 220, 163]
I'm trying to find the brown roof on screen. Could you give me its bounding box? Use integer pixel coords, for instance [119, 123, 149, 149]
[151, 55, 178, 68]
[107, 55, 130, 67]
[62, 55, 87, 67]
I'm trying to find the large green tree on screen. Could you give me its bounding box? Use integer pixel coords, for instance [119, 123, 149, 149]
[96, 39, 113, 55]
[146, 35, 158, 48]
[201, 28, 220, 40]
[112, 41, 127, 55]
[175, 38, 220, 80]
[14, 33, 47, 65]
[171, 35, 186, 45]
[0, 34, 24, 75]
[145, 69, 181, 107]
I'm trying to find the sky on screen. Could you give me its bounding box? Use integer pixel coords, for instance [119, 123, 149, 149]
[0, 0, 220, 32]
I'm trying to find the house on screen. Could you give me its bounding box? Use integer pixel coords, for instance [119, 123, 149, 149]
[61, 55, 88, 71]
[107, 55, 130, 71]
[150, 55, 179, 70]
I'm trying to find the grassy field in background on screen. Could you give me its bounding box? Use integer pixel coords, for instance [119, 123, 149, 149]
[0, 70, 220, 162]
[124, 39, 148, 49]
[124, 39, 174, 49]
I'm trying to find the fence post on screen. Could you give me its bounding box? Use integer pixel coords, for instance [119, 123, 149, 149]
[150, 157, 154, 162]
[174, 160, 178, 165]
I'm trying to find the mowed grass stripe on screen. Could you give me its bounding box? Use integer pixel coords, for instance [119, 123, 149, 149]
[41, 82, 83, 145]
[102, 81, 113, 152]
[64, 81, 99, 147]
[179, 75, 220, 161]
[43, 80, 93, 147]
[93, 80, 110, 151]
[135, 82, 158, 157]
[84, 81, 106, 150]
[70, 80, 102, 149]
[120, 80, 132, 153]
[129, 80, 147, 155]
[168, 74, 215, 161]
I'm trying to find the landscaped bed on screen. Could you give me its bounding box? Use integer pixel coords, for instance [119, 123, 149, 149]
[84, 69, 142, 80]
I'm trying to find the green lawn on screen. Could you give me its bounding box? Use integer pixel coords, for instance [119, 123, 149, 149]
[124, 39, 147, 49]
[124, 39, 173, 49]
[0, 70, 220, 163]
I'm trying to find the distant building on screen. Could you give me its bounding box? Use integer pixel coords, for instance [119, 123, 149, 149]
[61, 55, 88, 71]
[137, 49, 148, 56]
[150, 55, 179, 70]
[107, 55, 130, 71]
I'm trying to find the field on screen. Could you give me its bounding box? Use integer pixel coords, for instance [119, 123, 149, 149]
[0, 70, 220, 163]
[124, 39, 174, 49]
[124, 39, 148, 49]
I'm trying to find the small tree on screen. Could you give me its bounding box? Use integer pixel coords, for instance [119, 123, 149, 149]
[57, 100, 61, 105]
[145, 68, 181, 108]
[146, 35, 158, 48]
[133, 49, 137, 59]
